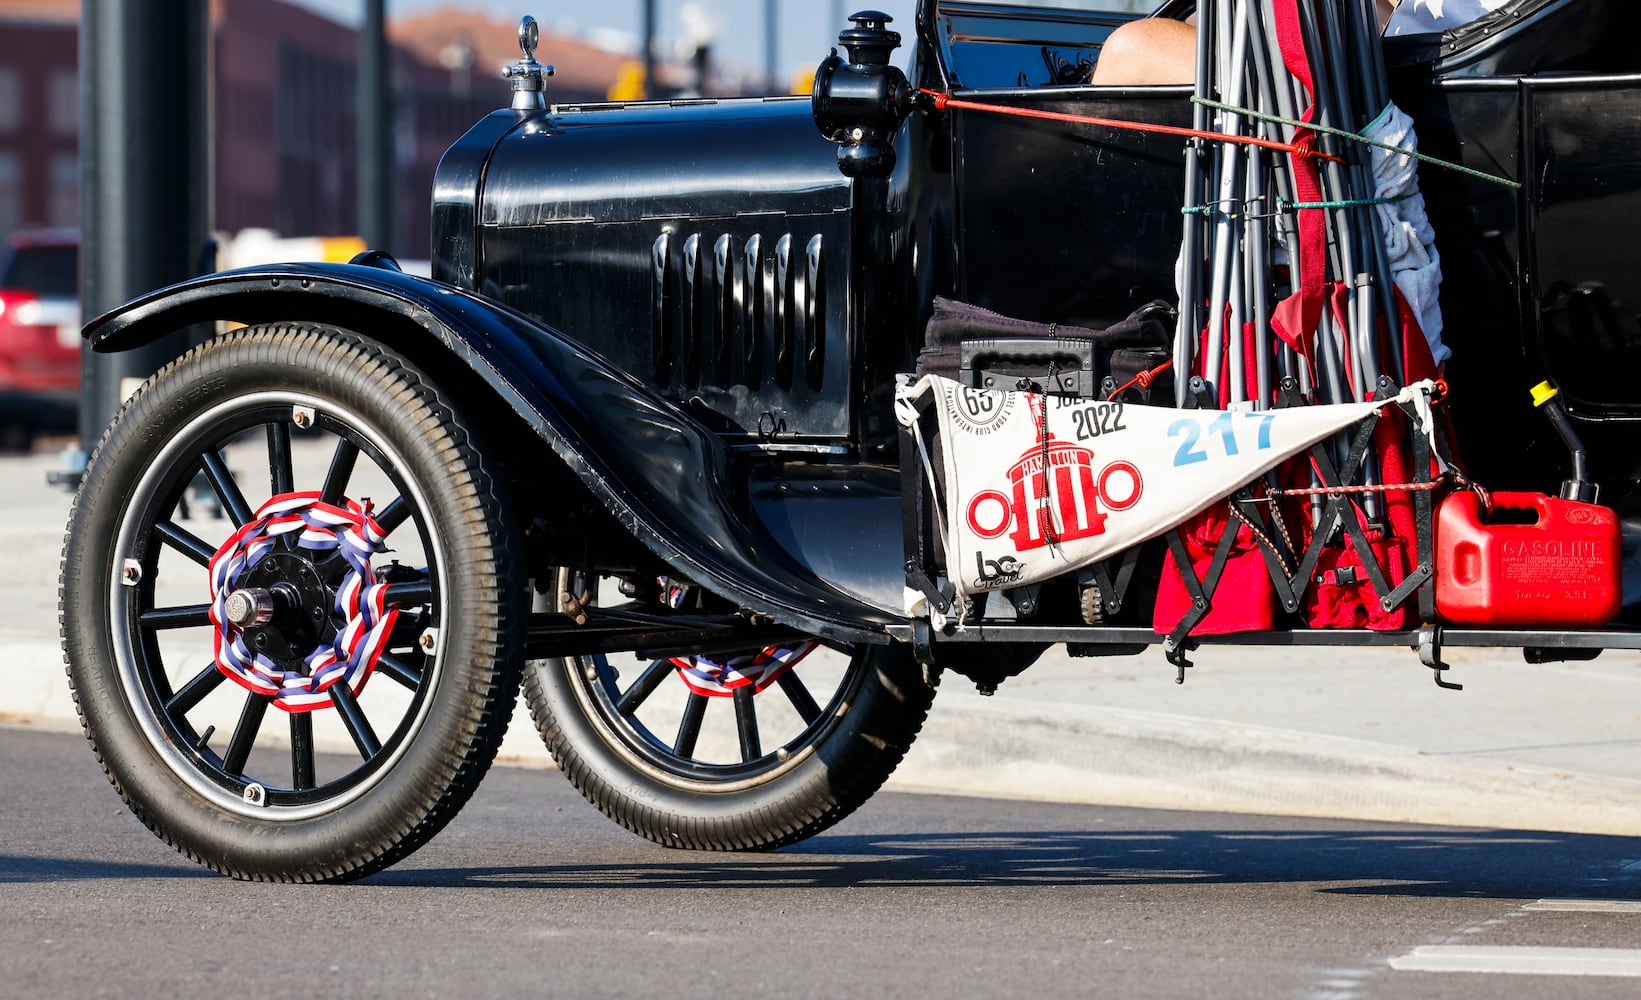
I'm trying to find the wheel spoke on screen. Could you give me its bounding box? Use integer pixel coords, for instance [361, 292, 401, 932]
[776, 671, 823, 726]
[319, 439, 360, 507]
[165, 662, 226, 715]
[329, 684, 381, 760]
[614, 659, 673, 715]
[733, 686, 762, 762]
[376, 653, 422, 690]
[374, 496, 410, 535]
[200, 450, 253, 526]
[222, 692, 270, 776]
[290, 713, 316, 790]
[155, 521, 216, 567]
[267, 422, 294, 496]
[139, 603, 213, 631]
[673, 692, 709, 759]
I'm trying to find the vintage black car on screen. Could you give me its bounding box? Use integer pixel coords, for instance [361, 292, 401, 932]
[61, 0, 1641, 882]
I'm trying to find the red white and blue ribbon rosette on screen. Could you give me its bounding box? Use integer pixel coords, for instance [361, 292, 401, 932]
[671, 643, 816, 698]
[207, 492, 400, 713]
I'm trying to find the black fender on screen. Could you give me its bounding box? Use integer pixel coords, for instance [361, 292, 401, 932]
[85, 262, 906, 644]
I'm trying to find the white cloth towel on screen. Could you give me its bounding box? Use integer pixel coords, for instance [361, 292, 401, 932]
[1384, 0, 1511, 37]
[1363, 103, 1449, 365]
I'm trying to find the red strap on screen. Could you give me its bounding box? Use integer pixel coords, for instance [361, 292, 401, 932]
[1269, 0, 1325, 360]
[1394, 287, 1438, 385]
[1328, 282, 1354, 393]
[921, 90, 1335, 162]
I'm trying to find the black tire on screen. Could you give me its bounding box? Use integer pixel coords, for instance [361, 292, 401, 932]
[60, 324, 523, 882]
[521, 571, 936, 850]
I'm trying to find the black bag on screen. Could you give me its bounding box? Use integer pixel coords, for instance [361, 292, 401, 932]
[917, 296, 1176, 403]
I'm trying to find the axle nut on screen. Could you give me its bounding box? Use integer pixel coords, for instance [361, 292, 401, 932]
[224, 588, 276, 628]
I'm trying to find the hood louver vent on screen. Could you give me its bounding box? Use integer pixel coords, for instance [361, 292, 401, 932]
[653, 230, 827, 393]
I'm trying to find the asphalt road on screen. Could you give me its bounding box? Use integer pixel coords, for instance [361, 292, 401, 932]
[5, 725, 1640, 999]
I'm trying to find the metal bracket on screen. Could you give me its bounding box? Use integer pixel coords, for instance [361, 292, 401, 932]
[1393, 379, 1440, 622]
[1160, 520, 1243, 684]
[898, 386, 951, 619]
[1005, 583, 1044, 620]
[1183, 375, 1215, 411]
[1417, 625, 1463, 690]
[1088, 545, 1142, 617]
[1284, 411, 1399, 607]
[912, 617, 937, 667]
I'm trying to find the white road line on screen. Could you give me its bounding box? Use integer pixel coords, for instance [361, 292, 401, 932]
[1390, 946, 1641, 977]
[1525, 899, 1641, 914]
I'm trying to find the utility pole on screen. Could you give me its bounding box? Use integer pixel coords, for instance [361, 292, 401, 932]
[765, 0, 778, 93]
[359, 0, 393, 252]
[642, 0, 656, 99]
[78, 0, 211, 455]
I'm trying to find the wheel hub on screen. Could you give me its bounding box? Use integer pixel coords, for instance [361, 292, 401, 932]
[207, 493, 400, 712]
[231, 551, 336, 669]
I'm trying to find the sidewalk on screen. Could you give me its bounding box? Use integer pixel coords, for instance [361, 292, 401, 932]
[13, 447, 1641, 835]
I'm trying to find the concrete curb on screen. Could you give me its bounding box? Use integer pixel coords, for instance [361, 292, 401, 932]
[893, 696, 1641, 836]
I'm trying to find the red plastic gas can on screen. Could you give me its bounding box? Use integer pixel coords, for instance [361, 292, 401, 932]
[1435, 491, 1621, 626]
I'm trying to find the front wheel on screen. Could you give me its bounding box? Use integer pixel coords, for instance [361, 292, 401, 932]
[61, 324, 523, 882]
[522, 573, 936, 850]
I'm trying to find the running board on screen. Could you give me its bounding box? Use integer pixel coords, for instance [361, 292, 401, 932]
[886, 623, 1641, 652]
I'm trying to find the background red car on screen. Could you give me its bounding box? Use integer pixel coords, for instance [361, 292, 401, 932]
[0, 228, 79, 451]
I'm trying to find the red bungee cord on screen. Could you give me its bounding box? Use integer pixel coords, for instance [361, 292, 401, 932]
[918, 89, 1339, 163]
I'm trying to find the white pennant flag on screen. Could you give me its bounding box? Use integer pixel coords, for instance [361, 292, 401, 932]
[897, 374, 1436, 615]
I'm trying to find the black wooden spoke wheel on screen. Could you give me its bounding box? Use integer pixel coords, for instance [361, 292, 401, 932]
[61, 325, 522, 882]
[522, 571, 936, 850]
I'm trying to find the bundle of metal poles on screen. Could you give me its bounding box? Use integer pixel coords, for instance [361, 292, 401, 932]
[1175, 0, 1407, 519]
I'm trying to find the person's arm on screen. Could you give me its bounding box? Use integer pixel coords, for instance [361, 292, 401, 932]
[1377, 0, 1397, 31]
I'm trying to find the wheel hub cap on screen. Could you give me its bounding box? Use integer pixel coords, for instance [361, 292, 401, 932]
[207, 493, 400, 712]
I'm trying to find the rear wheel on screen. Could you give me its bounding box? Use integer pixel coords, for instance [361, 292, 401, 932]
[522, 571, 935, 850]
[60, 324, 522, 882]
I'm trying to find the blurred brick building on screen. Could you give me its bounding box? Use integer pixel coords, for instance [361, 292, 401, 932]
[0, 0, 626, 258]
[0, 1, 79, 241]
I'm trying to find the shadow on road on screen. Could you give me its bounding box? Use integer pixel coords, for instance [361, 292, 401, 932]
[367, 827, 1641, 899]
[0, 856, 210, 883]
